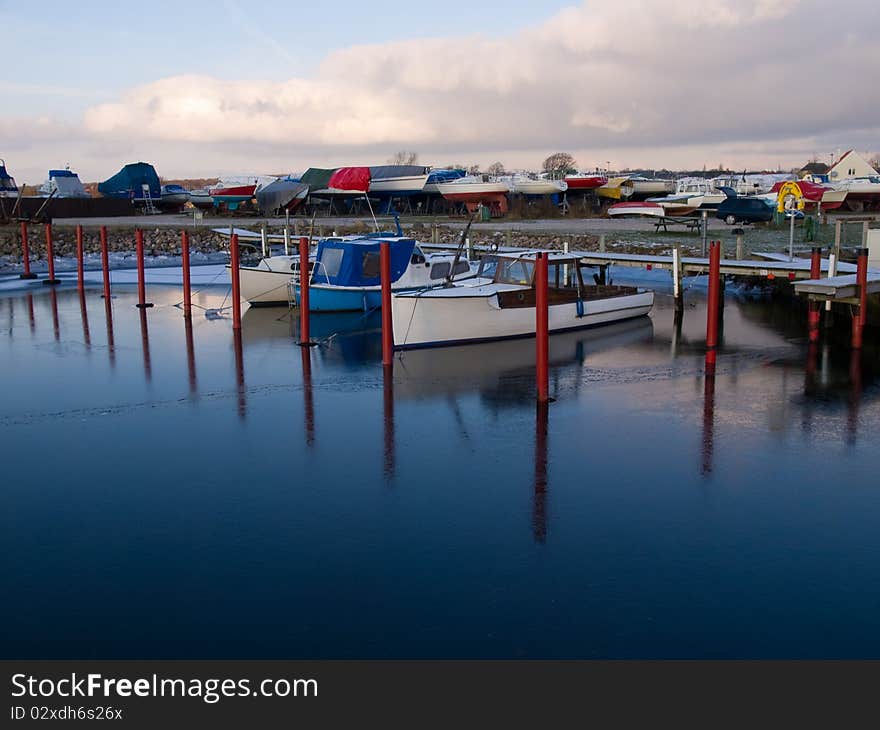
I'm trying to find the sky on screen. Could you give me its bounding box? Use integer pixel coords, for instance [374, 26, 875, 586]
[2, 0, 878, 182]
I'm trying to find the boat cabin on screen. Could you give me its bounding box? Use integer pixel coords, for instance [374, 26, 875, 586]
[476, 252, 639, 308]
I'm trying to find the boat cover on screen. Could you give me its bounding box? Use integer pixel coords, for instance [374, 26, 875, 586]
[299, 167, 334, 191]
[313, 238, 415, 286]
[256, 179, 309, 214]
[770, 180, 828, 202]
[369, 165, 430, 180]
[44, 170, 89, 198]
[0, 162, 18, 192]
[98, 162, 160, 199]
[427, 168, 466, 184]
[327, 167, 370, 193]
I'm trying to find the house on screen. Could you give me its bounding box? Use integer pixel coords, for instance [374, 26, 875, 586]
[798, 161, 830, 178]
[828, 150, 878, 181]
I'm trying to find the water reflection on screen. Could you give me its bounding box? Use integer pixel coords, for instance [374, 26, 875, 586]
[848, 350, 862, 446]
[702, 352, 716, 476]
[301, 345, 315, 447]
[104, 299, 116, 369]
[26, 293, 35, 336]
[533, 401, 549, 544]
[184, 316, 198, 399]
[233, 329, 246, 421]
[139, 309, 152, 383]
[383, 364, 394, 480]
[79, 292, 91, 351]
[49, 289, 60, 343]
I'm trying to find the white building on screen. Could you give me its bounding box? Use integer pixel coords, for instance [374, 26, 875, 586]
[829, 150, 878, 181]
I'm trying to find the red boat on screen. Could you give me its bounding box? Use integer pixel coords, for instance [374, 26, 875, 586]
[564, 173, 608, 190]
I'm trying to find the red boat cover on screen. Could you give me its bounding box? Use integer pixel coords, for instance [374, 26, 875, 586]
[328, 167, 371, 193]
[770, 180, 828, 202]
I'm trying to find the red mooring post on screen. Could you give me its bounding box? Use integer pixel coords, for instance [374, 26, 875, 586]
[135, 228, 153, 308]
[100, 226, 111, 299]
[535, 252, 550, 402]
[380, 241, 393, 366]
[181, 230, 192, 316]
[706, 241, 721, 349]
[298, 236, 314, 346]
[852, 247, 869, 350]
[43, 223, 60, 285]
[19, 221, 37, 280]
[230, 233, 242, 330]
[808, 246, 822, 342]
[76, 225, 84, 292]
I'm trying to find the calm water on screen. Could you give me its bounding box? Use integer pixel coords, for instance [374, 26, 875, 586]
[1, 272, 879, 659]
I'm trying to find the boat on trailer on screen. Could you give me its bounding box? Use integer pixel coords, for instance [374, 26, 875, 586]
[391, 251, 654, 349]
[0, 158, 18, 197]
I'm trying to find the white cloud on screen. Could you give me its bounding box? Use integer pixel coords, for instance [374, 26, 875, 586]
[5, 0, 880, 178]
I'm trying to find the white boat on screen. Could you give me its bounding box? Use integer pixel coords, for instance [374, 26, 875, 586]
[392, 251, 655, 349]
[188, 189, 214, 209]
[502, 175, 568, 195]
[234, 234, 478, 308]
[38, 167, 90, 198]
[831, 176, 880, 211]
[368, 165, 431, 195]
[623, 177, 675, 199]
[435, 174, 511, 201]
[607, 201, 668, 218]
[648, 177, 726, 210]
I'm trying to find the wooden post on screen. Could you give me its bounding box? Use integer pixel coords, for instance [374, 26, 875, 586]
[833, 219, 842, 263]
[181, 230, 192, 317]
[673, 244, 683, 312]
[260, 223, 269, 258]
[100, 226, 111, 299]
[298, 236, 314, 346]
[808, 246, 821, 342]
[76, 225, 84, 292]
[535, 252, 550, 403]
[230, 233, 242, 330]
[599, 233, 606, 252]
[43, 223, 60, 285]
[19, 221, 36, 279]
[380, 241, 393, 365]
[706, 241, 721, 349]
[851, 247, 868, 350]
[135, 228, 153, 308]
[283, 225, 291, 256]
[735, 228, 744, 260]
[825, 251, 837, 315]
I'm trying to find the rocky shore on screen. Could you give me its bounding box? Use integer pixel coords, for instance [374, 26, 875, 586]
[0, 221, 704, 273]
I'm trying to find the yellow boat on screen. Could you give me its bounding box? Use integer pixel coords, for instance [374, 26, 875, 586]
[596, 176, 630, 201]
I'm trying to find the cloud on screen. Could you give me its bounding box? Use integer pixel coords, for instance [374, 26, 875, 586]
[7, 0, 880, 177]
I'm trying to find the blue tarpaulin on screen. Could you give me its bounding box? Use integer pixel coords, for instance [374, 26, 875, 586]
[313, 238, 415, 287]
[98, 162, 160, 200]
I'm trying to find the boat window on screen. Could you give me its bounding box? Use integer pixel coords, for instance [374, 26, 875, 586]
[495, 259, 534, 285]
[411, 252, 426, 265]
[430, 262, 450, 280]
[454, 261, 470, 275]
[319, 247, 344, 279]
[362, 252, 380, 279]
[477, 255, 499, 279]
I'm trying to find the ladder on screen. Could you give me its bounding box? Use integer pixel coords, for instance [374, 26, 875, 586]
[141, 183, 158, 215]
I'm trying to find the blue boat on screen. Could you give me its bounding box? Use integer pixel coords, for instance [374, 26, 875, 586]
[0, 158, 19, 198]
[285, 236, 475, 312]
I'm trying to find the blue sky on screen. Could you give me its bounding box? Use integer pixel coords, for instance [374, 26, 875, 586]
[2, 0, 878, 181]
[4, 0, 571, 119]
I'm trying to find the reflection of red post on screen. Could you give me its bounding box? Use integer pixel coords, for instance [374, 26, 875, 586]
[533, 400, 549, 543]
[230, 233, 242, 329]
[535, 252, 549, 402]
[184, 315, 197, 397]
[139, 308, 152, 382]
[233, 329, 246, 420]
[20, 221, 37, 280]
[706, 241, 720, 349]
[702, 350, 716, 475]
[135, 228, 153, 308]
[380, 241, 393, 365]
[808, 246, 821, 342]
[383, 363, 394, 478]
[79, 290, 91, 349]
[302, 346, 315, 447]
[104, 297, 116, 369]
[181, 230, 192, 316]
[851, 248, 868, 350]
[847, 348, 862, 445]
[298, 236, 314, 346]
[76, 225, 85, 292]
[26, 293, 35, 334]
[100, 226, 111, 299]
[44, 223, 60, 285]
[49, 289, 60, 341]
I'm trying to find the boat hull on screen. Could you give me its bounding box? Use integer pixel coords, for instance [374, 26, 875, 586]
[392, 289, 655, 349]
[369, 174, 430, 196]
[564, 175, 607, 190]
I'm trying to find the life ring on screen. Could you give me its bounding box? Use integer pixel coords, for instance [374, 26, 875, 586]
[776, 181, 805, 213]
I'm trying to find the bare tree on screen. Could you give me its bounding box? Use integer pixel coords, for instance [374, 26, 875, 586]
[388, 150, 419, 165]
[542, 152, 576, 179]
[869, 153, 880, 172]
[466, 164, 481, 175]
[486, 161, 505, 176]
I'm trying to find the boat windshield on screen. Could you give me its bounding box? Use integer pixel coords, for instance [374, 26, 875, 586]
[494, 258, 534, 286]
[477, 255, 499, 279]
